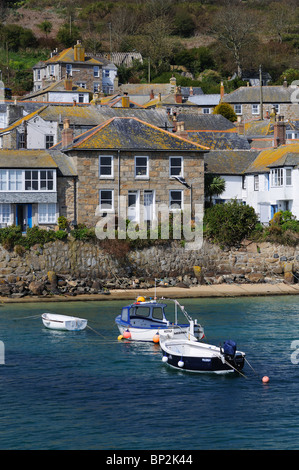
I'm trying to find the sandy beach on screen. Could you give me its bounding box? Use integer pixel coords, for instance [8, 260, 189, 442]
[1, 282, 299, 302]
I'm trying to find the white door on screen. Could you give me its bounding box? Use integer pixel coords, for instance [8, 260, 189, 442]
[128, 191, 139, 222]
[144, 190, 154, 221]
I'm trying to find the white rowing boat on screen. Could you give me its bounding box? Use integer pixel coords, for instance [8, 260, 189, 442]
[42, 313, 87, 331]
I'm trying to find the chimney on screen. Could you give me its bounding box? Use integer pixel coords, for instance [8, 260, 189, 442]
[170, 75, 176, 93]
[176, 121, 188, 139]
[175, 86, 182, 104]
[236, 116, 244, 135]
[121, 93, 130, 108]
[220, 81, 224, 100]
[273, 115, 286, 147]
[61, 118, 74, 147]
[64, 76, 73, 91]
[150, 89, 154, 100]
[189, 86, 193, 96]
[74, 40, 85, 62]
[283, 77, 287, 87]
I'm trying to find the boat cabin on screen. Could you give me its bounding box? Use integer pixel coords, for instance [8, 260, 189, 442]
[120, 301, 169, 326]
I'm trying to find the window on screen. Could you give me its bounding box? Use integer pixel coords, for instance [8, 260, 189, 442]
[99, 189, 114, 211]
[242, 175, 246, 190]
[50, 65, 55, 76]
[273, 104, 280, 114]
[103, 70, 109, 78]
[135, 156, 149, 178]
[93, 66, 100, 77]
[286, 169, 292, 186]
[38, 203, 56, 224]
[45, 135, 54, 149]
[37, 70, 41, 80]
[66, 64, 72, 76]
[0, 170, 56, 191]
[254, 175, 259, 191]
[271, 168, 283, 187]
[18, 132, 26, 149]
[9, 170, 22, 191]
[169, 156, 183, 177]
[202, 108, 210, 114]
[169, 190, 183, 210]
[234, 104, 242, 115]
[286, 131, 299, 140]
[93, 82, 100, 93]
[0, 204, 11, 224]
[252, 104, 259, 114]
[77, 82, 86, 89]
[78, 93, 85, 103]
[99, 155, 113, 178]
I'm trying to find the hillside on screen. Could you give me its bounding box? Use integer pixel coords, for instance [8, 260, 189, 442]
[1, 0, 299, 95]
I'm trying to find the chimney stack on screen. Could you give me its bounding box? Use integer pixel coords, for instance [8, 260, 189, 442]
[64, 76, 73, 91]
[61, 118, 74, 147]
[175, 86, 182, 104]
[150, 89, 154, 100]
[176, 121, 188, 139]
[121, 93, 130, 108]
[74, 40, 85, 62]
[273, 115, 286, 147]
[220, 81, 224, 100]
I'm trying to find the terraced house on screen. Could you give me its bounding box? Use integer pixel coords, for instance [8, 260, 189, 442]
[53, 116, 208, 228]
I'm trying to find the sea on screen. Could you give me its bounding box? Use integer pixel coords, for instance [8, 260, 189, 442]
[0, 295, 298, 451]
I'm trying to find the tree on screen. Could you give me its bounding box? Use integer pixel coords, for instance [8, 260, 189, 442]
[210, 1, 260, 77]
[37, 20, 53, 38]
[204, 174, 226, 207]
[213, 102, 237, 122]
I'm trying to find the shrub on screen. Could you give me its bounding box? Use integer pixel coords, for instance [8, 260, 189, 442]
[204, 200, 259, 247]
[213, 102, 237, 122]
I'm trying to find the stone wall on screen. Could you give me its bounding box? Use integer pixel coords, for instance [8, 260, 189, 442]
[0, 238, 298, 297]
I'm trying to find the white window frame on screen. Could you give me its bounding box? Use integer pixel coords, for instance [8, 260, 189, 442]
[273, 104, 280, 114]
[0, 203, 11, 225]
[254, 174, 259, 191]
[99, 155, 114, 179]
[38, 203, 57, 224]
[0, 169, 56, 192]
[94, 66, 100, 77]
[66, 64, 72, 76]
[202, 108, 211, 114]
[234, 104, 242, 115]
[45, 134, 54, 149]
[135, 156, 149, 179]
[271, 168, 284, 187]
[286, 168, 292, 186]
[252, 104, 259, 115]
[169, 189, 183, 211]
[169, 156, 183, 177]
[99, 189, 114, 212]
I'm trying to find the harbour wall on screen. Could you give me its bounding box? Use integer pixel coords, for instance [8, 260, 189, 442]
[0, 238, 298, 298]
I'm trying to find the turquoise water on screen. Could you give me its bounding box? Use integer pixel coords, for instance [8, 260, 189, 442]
[0, 296, 298, 450]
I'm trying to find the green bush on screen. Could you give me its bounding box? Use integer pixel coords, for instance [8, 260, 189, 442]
[204, 200, 259, 247]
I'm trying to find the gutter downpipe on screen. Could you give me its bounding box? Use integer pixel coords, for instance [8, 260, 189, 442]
[118, 150, 120, 220]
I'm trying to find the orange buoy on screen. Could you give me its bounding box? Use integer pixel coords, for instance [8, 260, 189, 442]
[262, 376, 269, 383]
[123, 330, 131, 339]
[153, 333, 160, 343]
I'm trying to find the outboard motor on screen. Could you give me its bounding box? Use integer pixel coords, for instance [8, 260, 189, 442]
[222, 340, 237, 360]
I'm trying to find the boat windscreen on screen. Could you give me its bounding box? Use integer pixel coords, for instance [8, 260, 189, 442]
[152, 306, 164, 320]
[121, 307, 130, 322]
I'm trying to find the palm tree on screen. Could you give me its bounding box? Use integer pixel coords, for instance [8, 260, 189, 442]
[205, 174, 226, 207]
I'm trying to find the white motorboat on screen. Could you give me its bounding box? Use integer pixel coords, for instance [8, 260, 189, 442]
[115, 297, 204, 342]
[159, 334, 246, 374]
[42, 313, 87, 331]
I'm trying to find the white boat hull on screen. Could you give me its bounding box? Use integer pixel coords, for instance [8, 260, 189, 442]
[117, 323, 203, 342]
[42, 313, 87, 331]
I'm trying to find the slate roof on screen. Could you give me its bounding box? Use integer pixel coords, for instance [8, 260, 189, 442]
[0, 149, 76, 176]
[223, 86, 295, 103]
[22, 80, 90, 101]
[204, 150, 259, 175]
[245, 143, 299, 173]
[56, 117, 209, 151]
[175, 113, 236, 131]
[187, 94, 221, 106]
[187, 131, 251, 150]
[45, 47, 104, 66]
[0, 106, 48, 134]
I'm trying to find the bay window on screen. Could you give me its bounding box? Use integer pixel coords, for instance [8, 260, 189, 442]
[0, 170, 56, 191]
[38, 203, 57, 224]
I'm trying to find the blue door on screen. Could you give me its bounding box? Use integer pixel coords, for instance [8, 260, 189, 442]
[271, 204, 278, 219]
[16, 204, 32, 231]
